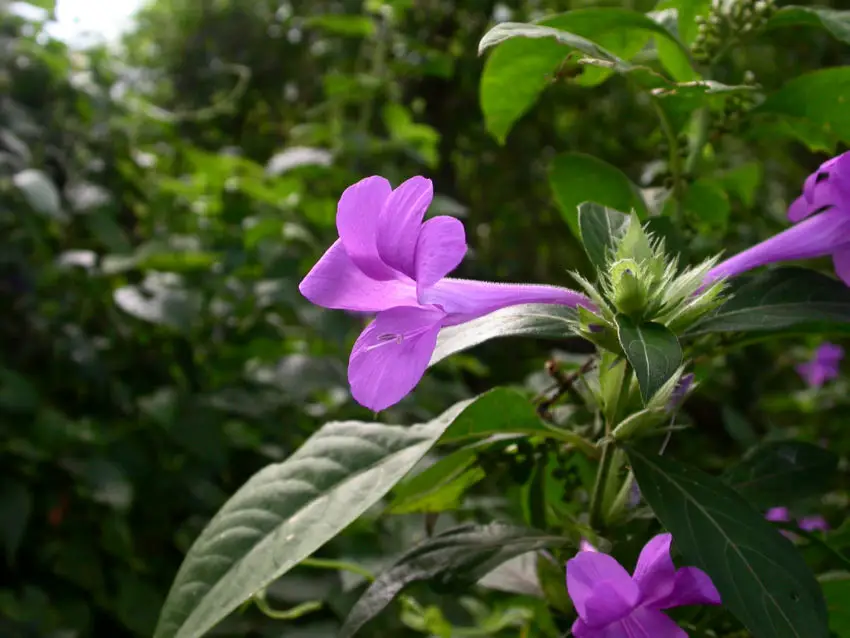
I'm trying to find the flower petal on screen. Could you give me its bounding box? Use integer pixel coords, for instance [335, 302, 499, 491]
[834, 250, 850, 286]
[583, 581, 641, 628]
[787, 194, 812, 223]
[706, 208, 850, 283]
[423, 278, 594, 319]
[299, 240, 418, 312]
[348, 306, 444, 411]
[415, 216, 467, 297]
[336, 176, 396, 280]
[765, 506, 791, 523]
[799, 515, 829, 532]
[376, 176, 434, 276]
[654, 567, 721, 609]
[566, 551, 637, 622]
[617, 607, 688, 638]
[632, 533, 676, 607]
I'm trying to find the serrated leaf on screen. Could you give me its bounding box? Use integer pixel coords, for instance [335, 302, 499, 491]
[339, 523, 564, 638]
[688, 268, 850, 335]
[616, 316, 682, 403]
[765, 6, 850, 45]
[724, 441, 838, 507]
[626, 446, 829, 638]
[550, 153, 647, 238]
[577, 202, 631, 270]
[13, 169, 64, 220]
[153, 397, 477, 638]
[430, 303, 577, 366]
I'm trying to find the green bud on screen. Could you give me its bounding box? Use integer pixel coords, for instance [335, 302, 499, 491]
[610, 260, 646, 317]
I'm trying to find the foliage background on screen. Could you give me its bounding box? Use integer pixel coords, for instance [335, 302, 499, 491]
[2, 0, 849, 636]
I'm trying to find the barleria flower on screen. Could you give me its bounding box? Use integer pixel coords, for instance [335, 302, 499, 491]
[566, 533, 720, 637]
[706, 151, 850, 285]
[299, 175, 592, 411]
[796, 342, 844, 388]
[766, 506, 829, 539]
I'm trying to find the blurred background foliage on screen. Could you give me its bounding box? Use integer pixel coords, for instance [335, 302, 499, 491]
[1, 0, 849, 636]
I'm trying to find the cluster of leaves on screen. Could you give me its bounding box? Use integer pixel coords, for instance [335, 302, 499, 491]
[5, 0, 850, 637]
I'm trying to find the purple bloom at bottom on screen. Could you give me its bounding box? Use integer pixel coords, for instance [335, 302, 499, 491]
[706, 151, 850, 285]
[298, 175, 593, 411]
[796, 342, 844, 388]
[566, 533, 720, 637]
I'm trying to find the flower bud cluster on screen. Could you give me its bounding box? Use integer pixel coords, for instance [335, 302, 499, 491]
[692, 0, 777, 63]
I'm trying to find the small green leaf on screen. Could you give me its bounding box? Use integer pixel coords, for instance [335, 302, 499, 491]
[13, 169, 64, 220]
[430, 303, 578, 367]
[683, 178, 731, 230]
[339, 523, 565, 638]
[153, 397, 478, 638]
[756, 67, 850, 149]
[765, 6, 850, 45]
[689, 268, 850, 335]
[616, 316, 682, 404]
[577, 202, 631, 271]
[626, 446, 830, 638]
[550, 153, 647, 238]
[724, 441, 838, 507]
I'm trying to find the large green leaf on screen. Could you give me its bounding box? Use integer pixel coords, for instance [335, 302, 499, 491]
[478, 9, 691, 143]
[577, 202, 631, 271]
[550, 153, 647, 238]
[724, 441, 838, 508]
[689, 268, 850, 335]
[765, 6, 850, 45]
[626, 446, 829, 638]
[756, 67, 850, 149]
[339, 523, 565, 638]
[153, 398, 477, 638]
[616, 315, 682, 403]
[430, 303, 577, 366]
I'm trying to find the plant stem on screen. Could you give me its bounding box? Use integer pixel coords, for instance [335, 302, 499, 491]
[685, 106, 710, 175]
[301, 557, 376, 582]
[651, 96, 684, 220]
[253, 590, 323, 620]
[589, 441, 614, 529]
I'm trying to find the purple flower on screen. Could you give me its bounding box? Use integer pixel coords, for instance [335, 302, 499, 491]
[566, 533, 720, 637]
[706, 151, 850, 285]
[579, 539, 599, 553]
[765, 506, 790, 524]
[765, 507, 829, 538]
[298, 175, 592, 411]
[796, 342, 844, 388]
[799, 515, 829, 532]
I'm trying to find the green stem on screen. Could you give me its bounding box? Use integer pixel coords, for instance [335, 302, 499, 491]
[589, 441, 615, 530]
[546, 427, 600, 460]
[301, 557, 376, 582]
[650, 96, 684, 219]
[684, 106, 710, 176]
[252, 590, 323, 621]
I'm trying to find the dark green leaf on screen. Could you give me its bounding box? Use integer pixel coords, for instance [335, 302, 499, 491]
[0, 481, 31, 566]
[616, 316, 682, 403]
[430, 303, 577, 366]
[550, 153, 647, 238]
[13, 169, 65, 220]
[577, 202, 631, 270]
[153, 397, 477, 638]
[765, 7, 850, 45]
[689, 268, 850, 335]
[627, 446, 829, 638]
[724, 441, 838, 507]
[339, 523, 564, 638]
[820, 574, 850, 637]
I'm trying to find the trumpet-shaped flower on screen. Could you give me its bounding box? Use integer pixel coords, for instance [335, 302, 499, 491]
[566, 533, 720, 638]
[706, 151, 850, 285]
[796, 342, 844, 388]
[299, 175, 592, 411]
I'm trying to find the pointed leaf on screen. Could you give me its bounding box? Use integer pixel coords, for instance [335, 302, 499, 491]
[724, 441, 838, 507]
[626, 445, 829, 638]
[339, 523, 564, 638]
[616, 316, 682, 403]
[577, 202, 631, 271]
[154, 397, 478, 638]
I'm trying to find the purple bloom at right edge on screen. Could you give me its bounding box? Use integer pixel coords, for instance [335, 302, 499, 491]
[706, 151, 850, 284]
[796, 342, 844, 388]
[566, 533, 720, 637]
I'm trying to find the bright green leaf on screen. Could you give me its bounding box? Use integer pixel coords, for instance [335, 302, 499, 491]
[13, 169, 64, 220]
[305, 14, 375, 37]
[765, 6, 850, 45]
[683, 178, 731, 229]
[616, 316, 682, 404]
[550, 153, 647, 238]
[821, 574, 850, 637]
[577, 202, 631, 271]
[627, 446, 829, 638]
[716, 162, 763, 207]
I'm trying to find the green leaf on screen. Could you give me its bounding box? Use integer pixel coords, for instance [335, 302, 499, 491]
[478, 9, 692, 143]
[716, 162, 763, 207]
[577, 202, 631, 271]
[756, 67, 850, 149]
[626, 446, 830, 638]
[0, 481, 31, 566]
[724, 441, 838, 508]
[304, 14, 375, 37]
[765, 6, 850, 45]
[821, 574, 850, 637]
[153, 397, 477, 638]
[616, 316, 682, 404]
[683, 178, 731, 230]
[649, 9, 699, 81]
[430, 303, 578, 367]
[339, 523, 565, 638]
[13, 169, 65, 220]
[689, 268, 850, 335]
[550, 153, 647, 238]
